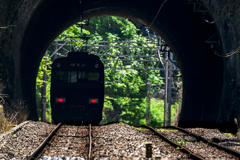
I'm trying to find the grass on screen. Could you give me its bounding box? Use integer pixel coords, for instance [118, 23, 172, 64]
[157, 129, 178, 132]
[223, 133, 234, 137]
[8, 132, 14, 136]
[140, 98, 181, 128]
[135, 127, 149, 131]
[171, 139, 192, 144]
[0, 101, 29, 134]
[0, 105, 16, 133]
[0, 82, 29, 133]
[100, 97, 182, 127]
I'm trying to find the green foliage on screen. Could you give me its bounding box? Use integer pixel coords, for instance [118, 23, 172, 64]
[105, 69, 146, 96]
[36, 16, 181, 126]
[223, 133, 234, 137]
[86, 16, 125, 40]
[103, 68, 147, 125]
[8, 132, 14, 136]
[36, 56, 52, 87]
[148, 98, 164, 127]
[56, 22, 90, 40]
[147, 98, 180, 127]
[88, 16, 166, 126]
[102, 97, 180, 127]
[56, 22, 90, 50]
[172, 139, 192, 144]
[36, 55, 52, 122]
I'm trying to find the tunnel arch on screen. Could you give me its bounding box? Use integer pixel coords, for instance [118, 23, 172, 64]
[21, 0, 223, 127]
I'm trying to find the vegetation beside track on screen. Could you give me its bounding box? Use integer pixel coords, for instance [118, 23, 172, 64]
[0, 83, 29, 134]
[0, 104, 15, 134]
[0, 103, 29, 134]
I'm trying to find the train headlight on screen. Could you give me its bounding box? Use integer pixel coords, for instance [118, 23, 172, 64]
[89, 98, 98, 104]
[95, 64, 99, 68]
[56, 98, 66, 103]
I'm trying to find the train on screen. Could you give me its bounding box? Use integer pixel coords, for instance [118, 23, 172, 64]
[51, 52, 104, 125]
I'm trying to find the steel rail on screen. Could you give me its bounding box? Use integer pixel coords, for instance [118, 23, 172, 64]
[87, 124, 92, 160]
[27, 123, 62, 160]
[168, 126, 240, 158]
[142, 125, 204, 160]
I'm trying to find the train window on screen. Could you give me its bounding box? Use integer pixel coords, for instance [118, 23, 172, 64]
[56, 71, 99, 83]
[56, 71, 68, 82]
[78, 71, 86, 79]
[68, 71, 77, 83]
[88, 72, 99, 81]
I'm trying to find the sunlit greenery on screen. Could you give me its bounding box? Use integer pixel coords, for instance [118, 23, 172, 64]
[36, 16, 181, 126]
[36, 55, 52, 122]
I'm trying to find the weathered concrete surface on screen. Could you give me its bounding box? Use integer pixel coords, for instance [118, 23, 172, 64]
[0, 0, 43, 119]
[202, 0, 240, 131]
[0, 0, 239, 131]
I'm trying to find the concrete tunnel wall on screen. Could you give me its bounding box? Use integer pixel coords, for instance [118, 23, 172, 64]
[0, 0, 239, 130]
[202, 0, 240, 131]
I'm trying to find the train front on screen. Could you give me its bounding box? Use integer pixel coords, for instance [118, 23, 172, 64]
[51, 52, 104, 125]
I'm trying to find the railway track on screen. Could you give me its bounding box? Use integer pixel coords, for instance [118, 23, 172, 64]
[91, 123, 194, 159]
[27, 123, 92, 160]
[141, 125, 240, 159]
[141, 125, 204, 160]
[170, 126, 240, 158]
[2, 122, 240, 159]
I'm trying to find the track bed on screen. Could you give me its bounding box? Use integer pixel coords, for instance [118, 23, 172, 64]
[156, 127, 239, 159]
[91, 123, 191, 159]
[1, 121, 240, 160]
[38, 125, 89, 159]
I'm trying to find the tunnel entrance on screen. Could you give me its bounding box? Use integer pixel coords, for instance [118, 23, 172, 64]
[37, 16, 182, 127]
[20, 0, 223, 128]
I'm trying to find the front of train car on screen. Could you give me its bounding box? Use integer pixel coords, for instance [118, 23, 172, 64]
[51, 52, 104, 125]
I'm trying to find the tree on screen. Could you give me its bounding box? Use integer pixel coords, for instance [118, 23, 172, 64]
[36, 54, 52, 121]
[37, 16, 167, 126]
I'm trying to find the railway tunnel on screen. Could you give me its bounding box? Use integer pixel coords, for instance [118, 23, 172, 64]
[0, 0, 240, 131]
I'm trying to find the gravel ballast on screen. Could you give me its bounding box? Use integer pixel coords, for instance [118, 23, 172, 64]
[157, 128, 239, 159]
[39, 125, 88, 158]
[92, 123, 190, 159]
[0, 121, 55, 160]
[186, 128, 240, 153]
[1, 121, 240, 160]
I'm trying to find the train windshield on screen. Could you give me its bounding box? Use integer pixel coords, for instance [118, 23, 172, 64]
[55, 71, 100, 83]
